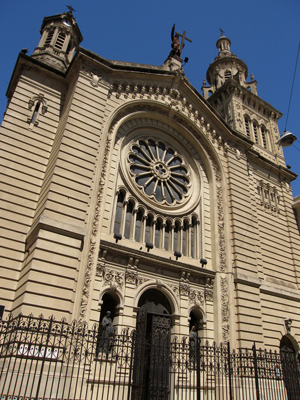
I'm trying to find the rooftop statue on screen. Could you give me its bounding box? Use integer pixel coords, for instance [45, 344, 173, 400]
[170, 24, 192, 58]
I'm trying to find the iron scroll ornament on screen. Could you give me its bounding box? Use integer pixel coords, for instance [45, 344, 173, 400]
[128, 138, 191, 206]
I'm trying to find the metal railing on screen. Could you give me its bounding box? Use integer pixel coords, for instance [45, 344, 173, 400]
[0, 314, 299, 400]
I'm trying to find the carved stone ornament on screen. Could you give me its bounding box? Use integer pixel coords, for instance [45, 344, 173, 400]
[137, 276, 150, 286]
[79, 239, 96, 321]
[125, 269, 138, 286]
[170, 285, 179, 297]
[97, 264, 124, 289]
[179, 282, 190, 297]
[79, 116, 113, 322]
[96, 262, 105, 277]
[108, 83, 224, 140]
[189, 289, 205, 306]
[221, 276, 229, 342]
[204, 278, 214, 302]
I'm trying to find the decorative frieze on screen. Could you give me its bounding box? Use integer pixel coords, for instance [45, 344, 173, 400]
[79, 239, 96, 321]
[96, 263, 124, 289]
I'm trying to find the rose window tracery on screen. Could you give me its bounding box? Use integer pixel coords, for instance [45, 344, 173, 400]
[128, 139, 191, 205]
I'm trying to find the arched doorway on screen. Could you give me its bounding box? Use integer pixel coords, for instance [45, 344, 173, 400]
[280, 335, 300, 400]
[97, 292, 119, 354]
[132, 289, 172, 400]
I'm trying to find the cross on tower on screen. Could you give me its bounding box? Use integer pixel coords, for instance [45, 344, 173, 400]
[175, 29, 192, 54]
[66, 5, 76, 13]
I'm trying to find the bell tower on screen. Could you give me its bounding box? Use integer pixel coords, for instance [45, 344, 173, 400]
[202, 35, 282, 157]
[32, 9, 83, 72]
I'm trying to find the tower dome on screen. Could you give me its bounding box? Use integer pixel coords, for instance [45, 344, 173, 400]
[31, 10, 83, 73]
[202, 35, 257, 99]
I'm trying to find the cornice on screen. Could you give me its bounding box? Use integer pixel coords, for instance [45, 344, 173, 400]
[98, 239, 216, 280]
[5, 53, 66, 100]
[208, 79, 282, 121]
[246, 148, 297, 182]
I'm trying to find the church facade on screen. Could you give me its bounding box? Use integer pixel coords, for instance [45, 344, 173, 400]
[1, 10, 300, 352]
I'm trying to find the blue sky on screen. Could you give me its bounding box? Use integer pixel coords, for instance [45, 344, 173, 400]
[1, 0, 300, 196]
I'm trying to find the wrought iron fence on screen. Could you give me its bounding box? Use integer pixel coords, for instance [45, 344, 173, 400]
[0, 314, 299, 400]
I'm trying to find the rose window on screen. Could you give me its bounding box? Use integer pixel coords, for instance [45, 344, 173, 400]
[128, 139, 191, 205]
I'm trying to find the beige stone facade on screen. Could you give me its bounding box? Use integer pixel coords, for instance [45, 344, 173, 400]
[1, 11, 300, 351]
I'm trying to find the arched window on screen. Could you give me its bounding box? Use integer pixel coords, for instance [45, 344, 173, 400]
[182, 220, 188, 256]
[124, 201, 134, 239]
[45, 31, 54, 46]
[155, 219, 162, 248]
[112, 187, 200, 257]
[30, 102, 41, 125]
[261, 126, 267, 149]
[253, 122, 259, 144]
[145, 214, 153, 244]
[173, 221, 180, 252]
[164, 221, 171, 251]
[114, 191, 125, 235]
[55, 32, 66, 50]
[244, 116, 251, 139]
[135, 208, 144, 242]
[191, 217, 197, 259]
[27, 94, 47, 128]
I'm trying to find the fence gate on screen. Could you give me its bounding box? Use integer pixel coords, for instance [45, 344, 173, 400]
[131, 310, 171, 400]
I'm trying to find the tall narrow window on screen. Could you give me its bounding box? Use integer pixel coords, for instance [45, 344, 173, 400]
[155, 219, 162, 248]
[191, 217, 197, 258]
[224, 70, 231, 81]
[253, 122, 259, 144]
[182, 220, 188, 256]
[135, 209, 143, 242]
[173, 221, 179, 252]
[45, 31, 54, 46]
[114, 192, 124, 235]
[244, 116, 250, 139]
[30, 102, 41, 125]
[55, 32, 66, 50]
[261, 126, 267, 149]
[145, 215, 153, 244]
[124, 201, 134, 239]
[164, 221, 170, 251]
